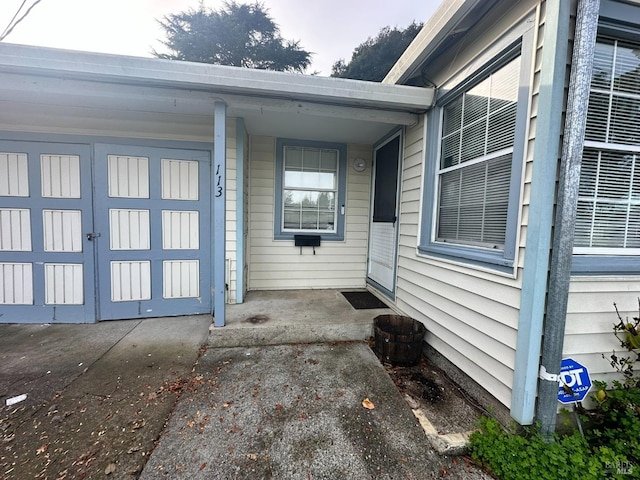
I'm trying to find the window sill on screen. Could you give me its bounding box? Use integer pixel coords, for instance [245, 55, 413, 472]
[417, 243, 515, 275]
[275, 232, 344, 242]
[572, 255, 640, 275]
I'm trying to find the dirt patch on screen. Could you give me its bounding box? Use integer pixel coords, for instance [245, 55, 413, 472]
[373, 348, 489, 435]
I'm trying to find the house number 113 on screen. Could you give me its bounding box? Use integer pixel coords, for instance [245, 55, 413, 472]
[215, 164, 223, 197]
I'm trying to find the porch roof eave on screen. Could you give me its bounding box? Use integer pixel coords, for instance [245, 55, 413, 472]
[384, 0, 497, 86]
[0, 42, 434, 114]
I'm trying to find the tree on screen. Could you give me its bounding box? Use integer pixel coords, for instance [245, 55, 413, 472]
[154, 1, 311, 73]
[331, 22, 423, 82]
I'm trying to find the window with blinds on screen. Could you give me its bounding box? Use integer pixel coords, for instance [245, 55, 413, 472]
[575, 38, 640, 254]
[282, 146, 338, 232]
[436, 57, 521, 249]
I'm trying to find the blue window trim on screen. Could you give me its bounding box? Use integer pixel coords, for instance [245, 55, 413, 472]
[571, 4, 640, 276]
[274, 138, 347, 241]
[418, 33, 533, 274]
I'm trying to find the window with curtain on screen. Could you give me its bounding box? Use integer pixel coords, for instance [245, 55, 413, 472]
[575, 38, 640, 254]
[436, 56, 521, 249]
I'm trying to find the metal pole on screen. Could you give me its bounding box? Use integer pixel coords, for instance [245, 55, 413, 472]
[536, 0, 600, 437]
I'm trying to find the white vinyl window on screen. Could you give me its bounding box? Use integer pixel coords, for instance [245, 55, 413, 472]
[436, 57, 521, 249]
[282, 146, 338, 233]
[575, 38, 640, 254]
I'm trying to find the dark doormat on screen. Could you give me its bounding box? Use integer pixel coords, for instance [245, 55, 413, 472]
[341, 291, 389, 310]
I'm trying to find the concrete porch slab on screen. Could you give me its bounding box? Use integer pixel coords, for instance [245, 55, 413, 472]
[210, 289, 394, 347]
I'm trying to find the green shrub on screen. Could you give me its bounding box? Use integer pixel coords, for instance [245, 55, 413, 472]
[469, 417, 611, 480]
[470, 301, 640, 480]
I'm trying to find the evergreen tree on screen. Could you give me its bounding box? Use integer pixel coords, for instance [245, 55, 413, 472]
[332, 22, 423, 82]
[155, 1, 311, 73]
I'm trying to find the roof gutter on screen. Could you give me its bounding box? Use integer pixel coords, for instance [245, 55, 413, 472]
[383, 0, 483, 85]
[536, 0, 600, 437]
[0, 43, 434, 112]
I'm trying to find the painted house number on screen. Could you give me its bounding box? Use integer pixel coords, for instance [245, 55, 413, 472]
[215, 164, 223, 197]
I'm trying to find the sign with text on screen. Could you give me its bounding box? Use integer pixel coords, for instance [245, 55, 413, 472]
[557, 358, 592, 404]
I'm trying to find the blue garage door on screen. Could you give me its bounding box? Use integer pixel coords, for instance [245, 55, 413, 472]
[93, 144, 212, 320]
[0, 141, 96, 323]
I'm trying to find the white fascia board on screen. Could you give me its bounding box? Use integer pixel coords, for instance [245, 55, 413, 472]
[0, 43, 433, 112]
[384, 0, 482, 85]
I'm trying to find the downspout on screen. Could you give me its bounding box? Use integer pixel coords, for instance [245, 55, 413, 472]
[511, 0, 570, 426]
[213, 101, 227, 327]
[536, 0, 600, 437]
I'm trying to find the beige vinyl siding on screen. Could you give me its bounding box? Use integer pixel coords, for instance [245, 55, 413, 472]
[225, 118, 238, 304]
[392, 1, 541, 409]
[396, 119, 523, 408]
[248, 136, 371, 290]
[565, 280, 640, 382]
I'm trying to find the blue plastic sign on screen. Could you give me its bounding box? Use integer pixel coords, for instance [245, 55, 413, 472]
[557, 358, 592, 403]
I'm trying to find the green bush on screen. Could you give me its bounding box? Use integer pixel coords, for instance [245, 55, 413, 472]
[469, 417, 634, 480]
[470, 302, 640, 479]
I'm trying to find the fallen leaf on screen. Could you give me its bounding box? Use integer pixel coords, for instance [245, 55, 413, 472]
[36, 444, 49, 455]
[362, 398, 375, 410]
[105, 463, 116, 475]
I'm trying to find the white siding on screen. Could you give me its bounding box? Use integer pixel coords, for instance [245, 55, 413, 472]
[225, 118, 238, 303]
[392, 0, 540, 409]
[248, 136, 371, 290]
[565, 279, 640, 382]
[395, 118, 522, 408]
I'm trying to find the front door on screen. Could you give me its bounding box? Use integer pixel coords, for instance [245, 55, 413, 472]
[367, 131, 402, 295]
[94, 144, 212, 320]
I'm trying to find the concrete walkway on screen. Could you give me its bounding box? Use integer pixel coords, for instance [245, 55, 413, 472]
[141, 342, 491, 479]
[1, 314, 492, 479]
[0, 316, 210, 479]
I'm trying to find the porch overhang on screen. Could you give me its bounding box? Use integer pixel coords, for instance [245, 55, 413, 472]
[0, 43, 434, 143]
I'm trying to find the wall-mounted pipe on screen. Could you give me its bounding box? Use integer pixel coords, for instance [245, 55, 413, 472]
[536, 0, 600, 437]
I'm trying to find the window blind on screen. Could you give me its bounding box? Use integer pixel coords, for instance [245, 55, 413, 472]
[436, 56, 520, 249]
[577, 38, 640, 252]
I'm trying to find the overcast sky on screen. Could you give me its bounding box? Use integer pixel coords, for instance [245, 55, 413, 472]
[0, 0, 442, 76]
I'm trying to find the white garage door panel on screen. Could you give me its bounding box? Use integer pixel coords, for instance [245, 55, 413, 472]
[41, 154, 81, 198]
[108, 155, 149, 198]
[109, 209, 151, 250]
[111, 260, 152, 302]
[43, 210, 83, 252]
[44, 263, 84, 304]
[0, 262, 33, 304]
[0, 152, 29, 197]
[0, 208, 32, 251]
